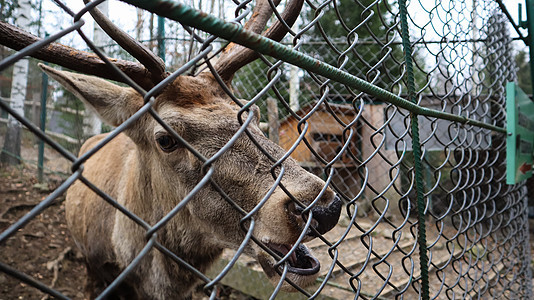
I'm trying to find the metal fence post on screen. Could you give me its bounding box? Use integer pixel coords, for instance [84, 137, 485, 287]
[158, 16, 166, 62]
[398, 0, 429, 299]
[38, 61, 48, 182]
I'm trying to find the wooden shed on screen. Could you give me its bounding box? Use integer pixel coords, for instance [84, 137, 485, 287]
[277, 102, 362, 168]
[271, 100, 399, 215]
[270, 102, 365, 200]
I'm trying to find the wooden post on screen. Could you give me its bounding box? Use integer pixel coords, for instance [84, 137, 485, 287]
[266, 97, 279, 144]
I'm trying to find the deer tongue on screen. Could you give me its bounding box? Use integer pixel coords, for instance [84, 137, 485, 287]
[266, 243, 320, 275]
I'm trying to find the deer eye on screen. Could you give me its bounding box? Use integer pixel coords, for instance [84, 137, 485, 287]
[156, 135, 181, 152]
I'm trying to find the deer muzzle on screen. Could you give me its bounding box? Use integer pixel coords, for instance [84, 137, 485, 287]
[256, 193, 342, 290]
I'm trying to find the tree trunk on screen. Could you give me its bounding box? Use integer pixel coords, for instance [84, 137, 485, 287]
[32, 94, 40, 130]
[136, 8, 144, 42]
[149, 14, 155, 52]
[1, 58, 29, 165]
[266, 97, 279, 144]
[289, 21, 300, 113]
[1, 0, 31, 165]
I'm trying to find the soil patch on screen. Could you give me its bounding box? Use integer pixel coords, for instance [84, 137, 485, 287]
[0, 167, 85, 300]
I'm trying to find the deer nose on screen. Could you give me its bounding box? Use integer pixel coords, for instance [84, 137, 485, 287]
[294, 194, 342, 236]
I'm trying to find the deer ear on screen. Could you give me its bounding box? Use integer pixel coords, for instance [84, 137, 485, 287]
[39, 63, 144, 127]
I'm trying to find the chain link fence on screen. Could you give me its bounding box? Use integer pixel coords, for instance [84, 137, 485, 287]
[0, 0, 532, 299]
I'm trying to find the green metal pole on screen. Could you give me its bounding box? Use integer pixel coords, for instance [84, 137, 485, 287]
[398, 1, 429, 299]
[157, 16, 165, 63]
[38, 63, 48, 182]
[120, 0, 506, 134]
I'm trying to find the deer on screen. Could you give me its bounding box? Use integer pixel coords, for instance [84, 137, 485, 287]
[1, 0, 342, 299]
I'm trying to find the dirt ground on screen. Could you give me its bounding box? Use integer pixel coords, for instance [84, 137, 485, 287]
[0, 166, 86, 300]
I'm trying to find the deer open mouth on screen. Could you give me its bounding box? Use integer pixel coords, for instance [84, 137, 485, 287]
[257, 241, 320, 288]
[266, 243, 320, 275]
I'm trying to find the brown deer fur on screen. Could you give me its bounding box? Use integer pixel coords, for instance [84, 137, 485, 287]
[41, 64, 341, 299]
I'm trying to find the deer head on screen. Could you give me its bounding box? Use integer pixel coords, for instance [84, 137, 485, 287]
[3, 0, 342, 296]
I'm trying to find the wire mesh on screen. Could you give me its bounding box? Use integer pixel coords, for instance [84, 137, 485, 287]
[0, 0, 532, 299]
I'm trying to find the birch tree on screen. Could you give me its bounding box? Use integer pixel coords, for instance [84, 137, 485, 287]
[1, 0, 31, 165]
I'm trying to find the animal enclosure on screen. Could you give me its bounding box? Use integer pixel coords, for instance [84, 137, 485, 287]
[0, 0, 532, 299]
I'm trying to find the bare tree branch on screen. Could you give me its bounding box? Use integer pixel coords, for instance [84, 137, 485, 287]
[83, 0, 167, 84]
[214, 0, 305, 83]
[0, 21, 155, 90]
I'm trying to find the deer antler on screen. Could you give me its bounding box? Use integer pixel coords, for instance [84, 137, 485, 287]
[82, 0, 167, 84]
[0, 21, 155, 90]
[214, 0, 305, 83]
[0, 0, 303, 88]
